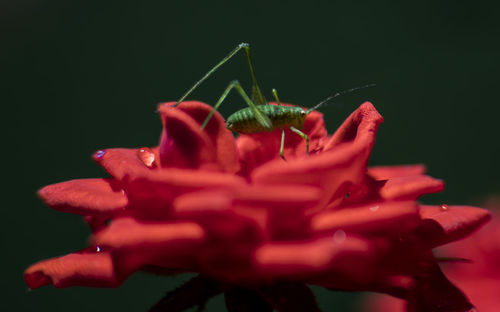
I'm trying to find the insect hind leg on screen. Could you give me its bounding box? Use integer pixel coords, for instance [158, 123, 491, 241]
[175, 43, 267, 108]
[201, 80, 272, 130]
[175, 43, 249, 107]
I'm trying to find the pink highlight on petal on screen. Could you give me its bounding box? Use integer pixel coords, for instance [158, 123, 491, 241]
[368, 164, 427, 180]
[311, 201, 419, 235]
[253, 236, 372, 278]
[379, 175, 445, 200]
[137, 147, 157, 168]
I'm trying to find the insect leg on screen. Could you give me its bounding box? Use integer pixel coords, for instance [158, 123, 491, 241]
[272, 88, 282, 106]
[201, 80, 272, 130]
[242, 44, 267, 106]
[175, 43, 249, 107]
[279, 128, 286, 161]
[273, 88, 286, 160]
[289, 126, 309, 156]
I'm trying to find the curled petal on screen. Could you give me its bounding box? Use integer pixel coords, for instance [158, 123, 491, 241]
[163, 101, 240, 173]
[417, 205, 491, 249]
[24, 252, 119, 289]
[38, 178, 127, 215]
[379, 175, 444, 200]
[368, 164, 427, 180]
[311, 201, 420, 236]
[157, 103, 217, 170]
[323, 101, 383, 151]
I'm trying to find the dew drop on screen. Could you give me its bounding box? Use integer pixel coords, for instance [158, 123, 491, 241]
[95, 150, 106, 159]
[96, 246, 101, 253]
[333, 229, 346, 244]
[137, 147, 156, 168]
[440, 204, 449, 211]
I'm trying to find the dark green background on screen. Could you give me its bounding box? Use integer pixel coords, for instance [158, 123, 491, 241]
[3, 1, 499, 311]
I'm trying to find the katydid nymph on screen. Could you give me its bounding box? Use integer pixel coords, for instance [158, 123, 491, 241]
[174, 43, 373, 160]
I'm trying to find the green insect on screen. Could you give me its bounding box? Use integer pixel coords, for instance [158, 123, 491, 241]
[174, 43, 372, 160]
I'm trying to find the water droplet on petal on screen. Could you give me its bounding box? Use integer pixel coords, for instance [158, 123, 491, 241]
[96, 246, 101, 253]
[440, 204, 449, 211]
[137, 147, 156, 168]
[333, 229, 346, 244]
[95, 150, 106, 159]
[369, 205, 380, 212]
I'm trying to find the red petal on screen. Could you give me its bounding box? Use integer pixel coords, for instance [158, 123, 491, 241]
[157, 103, 216, 169]
[232, 184, 322, 211]
[368, 164, 427, 180]
[362, 294, 406, 312]
[438, 212, 500, 278]
[93, 218, 205, 277]
[236, 106, 327, 175]
[323, 101, 384, 151]
[418, 205, 491, 248]
[379, 175, 444, 200]
[252, 102, 383, 211]
[38, 178, 127, 215]
[440, 276, 500, 312]
[311, 201, 420, 236]
[93, 148, 153, 181]
[253, 235, 372, 279]
[162, 101, 240, 173]
[173, 189, 266, 243]
[125, 168, 246, 218]
[94, 217, 205, 249]
[24, 252, 119, 289]
[406, 263, 474, 312]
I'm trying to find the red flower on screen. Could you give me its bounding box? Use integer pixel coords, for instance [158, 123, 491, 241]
[25, 101, 490, 311]
[365, 202, 500, 312]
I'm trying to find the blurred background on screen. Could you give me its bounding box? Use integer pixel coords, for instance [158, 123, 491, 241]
[3, 0, 499, 311]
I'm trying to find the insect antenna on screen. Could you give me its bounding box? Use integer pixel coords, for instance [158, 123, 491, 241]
[305, 83, 376, 114]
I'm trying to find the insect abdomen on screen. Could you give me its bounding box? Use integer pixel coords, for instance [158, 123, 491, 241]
[226, 105, 306, 134]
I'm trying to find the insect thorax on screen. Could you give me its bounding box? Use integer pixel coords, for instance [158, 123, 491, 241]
[226, 105, 306, 134]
